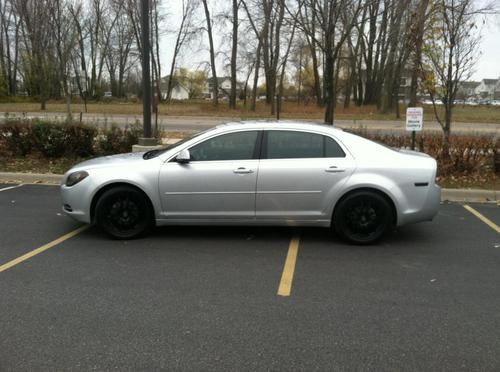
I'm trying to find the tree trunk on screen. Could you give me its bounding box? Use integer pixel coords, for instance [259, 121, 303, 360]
[65, 84, 72, 124]
[408, 0, 429, 107]
[202, 0, 218, 106]
[324, 52, 334, 125]
[229, 0, 238, 109]
[251, 41, 261, 111]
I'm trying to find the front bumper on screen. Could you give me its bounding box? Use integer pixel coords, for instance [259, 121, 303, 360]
[60, 181, 93, 224]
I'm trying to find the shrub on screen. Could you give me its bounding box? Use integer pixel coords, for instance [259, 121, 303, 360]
[65, 124, 97, 157]
[346, 129, 498, 178]
[96, 124, 142, 155]
[32, 121, 68, 158]
[0, 121, 33, 157]
[1, 119, 144, 158]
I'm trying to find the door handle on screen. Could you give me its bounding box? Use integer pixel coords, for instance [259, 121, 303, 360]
[325, 166, 345, 173]
[233, 167, 254, 174]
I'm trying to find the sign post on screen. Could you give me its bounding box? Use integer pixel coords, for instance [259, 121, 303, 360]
[406, 107, 423, 150]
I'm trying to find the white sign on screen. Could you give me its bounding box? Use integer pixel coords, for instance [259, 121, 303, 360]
[406, 107, 423, 131]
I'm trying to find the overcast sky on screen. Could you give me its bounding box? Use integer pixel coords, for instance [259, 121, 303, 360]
[159, 3, 500, 82]
[473, 18, 500, 80]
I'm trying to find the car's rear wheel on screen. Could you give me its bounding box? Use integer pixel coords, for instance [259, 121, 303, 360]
[95, 186, 153, 239]
[333, 190, 394, 244]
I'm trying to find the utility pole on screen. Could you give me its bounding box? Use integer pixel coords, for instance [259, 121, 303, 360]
[139, 0, 156, 146]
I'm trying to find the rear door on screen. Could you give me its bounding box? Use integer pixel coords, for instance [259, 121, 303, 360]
[256, 129, 355, 221]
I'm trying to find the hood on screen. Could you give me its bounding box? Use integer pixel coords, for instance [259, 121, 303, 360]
[71, 152, 147, 170]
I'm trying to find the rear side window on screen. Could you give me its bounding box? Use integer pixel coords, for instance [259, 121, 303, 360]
[325, 136, 346, 157]
[189, 131, 259, 161]
[265, 131, 345, 159]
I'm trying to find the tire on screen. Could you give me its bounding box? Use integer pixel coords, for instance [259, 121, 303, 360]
[333, 190, 394, 245]
[95, 186, 153, 239]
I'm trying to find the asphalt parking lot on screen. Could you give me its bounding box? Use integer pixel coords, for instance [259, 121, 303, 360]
[0, 184, 499, 371]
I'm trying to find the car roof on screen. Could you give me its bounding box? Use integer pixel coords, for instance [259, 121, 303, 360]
[216, 120, 344, 134]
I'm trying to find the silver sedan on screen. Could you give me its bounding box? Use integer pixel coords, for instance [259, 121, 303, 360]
[61, 121, 440, 244]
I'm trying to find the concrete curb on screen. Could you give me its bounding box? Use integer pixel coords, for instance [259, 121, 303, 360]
[0, 171, 498, 203]
[441, 188, 498, 203]
[0, 172, 63, 185]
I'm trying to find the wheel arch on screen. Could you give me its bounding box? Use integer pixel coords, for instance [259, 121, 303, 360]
[90, 182, 156, 224]
[331, 187, 398, 227]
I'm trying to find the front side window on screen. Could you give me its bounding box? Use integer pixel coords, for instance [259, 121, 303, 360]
[266, 131, 345, 159]
[189, 131, 259, 161]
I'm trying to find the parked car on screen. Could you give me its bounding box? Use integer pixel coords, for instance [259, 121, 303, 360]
[490, 100, 500, 106]
[61, 122, 440, 244]
[465, 99, 478, 106]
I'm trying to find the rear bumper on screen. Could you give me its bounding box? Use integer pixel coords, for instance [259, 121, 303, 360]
[398, 184, 441, 226]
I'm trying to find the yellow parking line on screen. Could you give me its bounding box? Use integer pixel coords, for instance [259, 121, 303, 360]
[0, 225, 88, 273]
[277, 235, 300, 297]
[463, 205, 500, 234]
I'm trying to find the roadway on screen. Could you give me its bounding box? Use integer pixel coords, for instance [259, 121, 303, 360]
[1, 111, 499, 134]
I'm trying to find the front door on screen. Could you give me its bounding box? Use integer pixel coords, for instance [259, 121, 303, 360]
[158, 130, 261, 219]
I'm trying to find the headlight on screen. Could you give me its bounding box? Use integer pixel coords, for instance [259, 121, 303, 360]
[66, 171, 89, 187]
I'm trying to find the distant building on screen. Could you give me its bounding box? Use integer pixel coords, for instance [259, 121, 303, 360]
[205, 77, 244, 99]
[494, 79, 500, 100]
[474, 78, 498, 99]
[456, 81, 480, 100]
[160, 76, 189, 100]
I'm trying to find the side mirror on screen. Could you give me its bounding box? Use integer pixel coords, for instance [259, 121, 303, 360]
[176, 149, 191, 163]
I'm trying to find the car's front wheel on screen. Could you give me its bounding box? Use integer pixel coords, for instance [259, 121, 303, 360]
[95, 186, 153, 239]
[333, 190, 394, 244]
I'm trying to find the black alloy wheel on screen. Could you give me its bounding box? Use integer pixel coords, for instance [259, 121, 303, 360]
[334, 190, 394, 244]
[95, 186, 153, 239]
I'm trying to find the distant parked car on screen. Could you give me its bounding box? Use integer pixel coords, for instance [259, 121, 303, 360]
[490, 100, 500, 106]
[61, 122, 440, 244]
[103, 91, 112, 98]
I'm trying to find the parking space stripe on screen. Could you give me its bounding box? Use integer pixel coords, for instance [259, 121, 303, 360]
[277, 235, 300, 297]
[463, 205, 500, 234]
[0, 225, 88, 273]
[0, 184, 23, 192]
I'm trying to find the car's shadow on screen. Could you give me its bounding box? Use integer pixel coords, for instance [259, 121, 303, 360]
[84, 222, 436, 249]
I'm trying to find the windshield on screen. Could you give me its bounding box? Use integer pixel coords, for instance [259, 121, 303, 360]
[142, 128, 216, 160]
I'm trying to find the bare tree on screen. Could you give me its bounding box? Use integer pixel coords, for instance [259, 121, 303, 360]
[16, 0, 55, 109]
[242, 0, 287, 115]
[49, 0, 79, 122]
[104, 1, 136, 98]
[422, 0, 492, 149]
[0, 0, 20, 95]
[240, 0, 262, 111]
[291, 0, 365, 124]
[276, 18, 297, 119]
[297, 2, 322, 106]
[165, 0, 197, 102]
